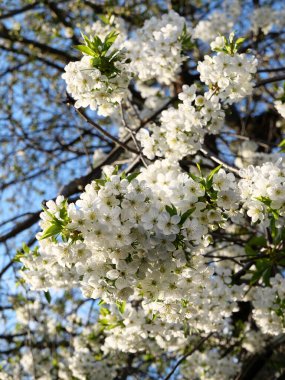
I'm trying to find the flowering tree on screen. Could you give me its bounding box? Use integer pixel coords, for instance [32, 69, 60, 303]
[1, 0, 285, 379]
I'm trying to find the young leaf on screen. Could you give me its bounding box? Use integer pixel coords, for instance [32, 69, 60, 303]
[44, 291, 51, 304]
[126, 172, 140, 182]
[165, 204, 178, 216]
[207, 164, 222, 181]
[255, 196, 271, 206]
[235, 36, 246, 46]
[278, 139, 285, 151]
[117, 300, 126, 314]
[196, 163, 202, 174]
[98, 14, 110, 25]
[74, 45, 96, 56]
[180, 207, 196, 225]
[100, 307, 111, 316]
[22, 243, 30, 254]
[40, 223, 62, 240]
[105, 31, 119, 45]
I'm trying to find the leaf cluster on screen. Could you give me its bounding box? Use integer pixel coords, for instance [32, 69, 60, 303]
[39, 200, 81, 242]
[179, 24, 193, 52]
[213, 33, 246, 56]
[75, 31, 126, 78]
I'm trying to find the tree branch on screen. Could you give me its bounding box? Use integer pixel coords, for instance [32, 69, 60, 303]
[0, 2, 40, 20]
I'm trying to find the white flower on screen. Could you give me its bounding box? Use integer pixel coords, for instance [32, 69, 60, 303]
[275, 100, 285, 119]
[125, 11, 191, 84]
[210, 36, 225, 51]
[157, 212, 180, 235]
[246, 201, 264, 223]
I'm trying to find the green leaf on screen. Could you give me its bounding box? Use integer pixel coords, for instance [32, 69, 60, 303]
[44, 291, 51, 304]
[40, 223, 62, 240]
[247, 236, 267, 247]
[245, 244, 256, 256]
[180, 207, 196, 225]
[250, 269, 263, 285]
[165, 204, 178, 216]
[270, 217, 277, 239]
[14, 251, 25, 263]
[235, 37, 246, 46]
[255, 196, 271, 206]
[112, 165, 120, 175]
[42, 205, 56, 221]
[95, 179, 106, 187]
[126, 172, 140, 182]
[108, 49, 121, 62]
[22, 243, 30, 254]
[229, 32, 235, 43]
[98, 14, 111, 25]
[272, 209, 280, 220]
[59, 208, 68, 221]
[74, 45, 96, 56]
[116, 300, 126, 314]
[279, 139, 285, 152]
[188, 172, 200, 181]
[196, 163, 202, 174]
[262, 267, 272, 286]
[250, 260, 272, 286]
[207, 164, 222, 182]
[94, 35, 103, 45]
[179, 23, 193, 51]
[245, 235, 267, 255]
[105, 31, 119, 45]
[81, 32, 92, 46]
[100, 307, 111, 316]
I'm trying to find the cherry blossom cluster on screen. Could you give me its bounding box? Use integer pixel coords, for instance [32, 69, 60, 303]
[193, 11, 234, 43]
[124, 10, 191, 84]
[13, 6, 285, 378]
[137, 84, 225, 160]
[274, 84, 285, 118]
[238, 159, 285, 223]
[249, 274, 285, 335]
[62, 26, 131, 117]
[235, 140, 282, 169]
[251, 6, 285, 35]
[0, 297, 73, 379]
[62, 10, 192, 116]
[137, 36, 257, 161]
[241, 326, 269, 353]
[275, 100, 285, 119]
[192, 0, 241, 44]
[21, 160, 249, 334]
[62, 57, 130, 117]
[67, 324, 123, 380]
[192, 2, 285, 44]
[197, 37, 258, 104]
[98, 302, 190, 355]
[180, 349, 241, 380]
[0, 295, 132, 380]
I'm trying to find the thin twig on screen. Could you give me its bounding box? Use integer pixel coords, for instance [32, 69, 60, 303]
[74, 107, 139, 154]
[200, 148, 240, 175]
[162, 333, 214, 380]
[66, 94, 139, 154]
[254, 74, 285, 88]
[120, 102, 148, 167]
